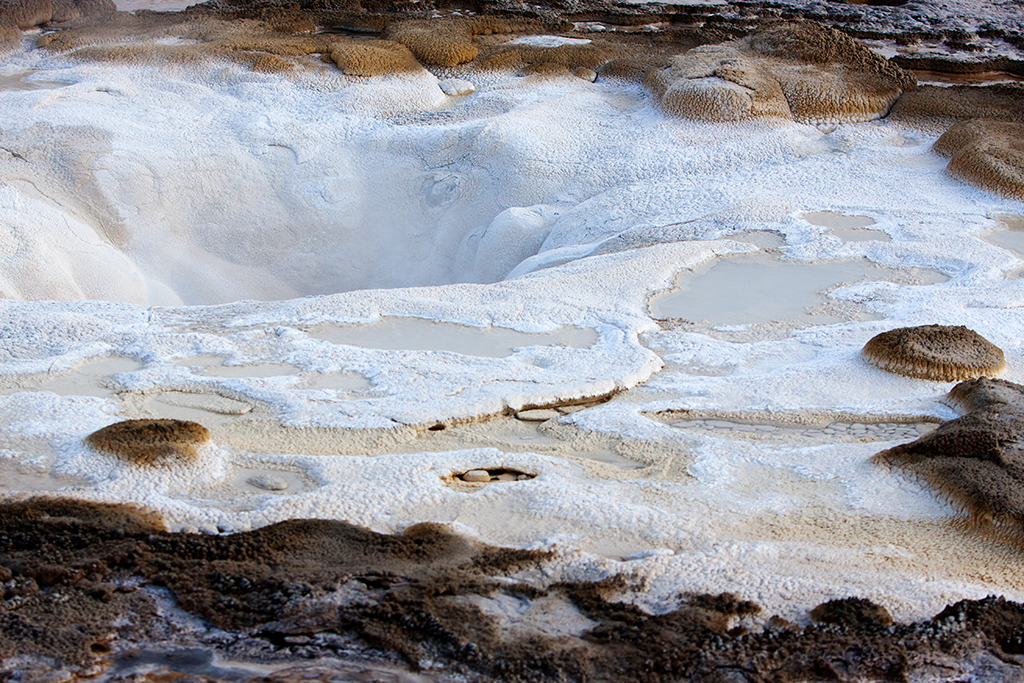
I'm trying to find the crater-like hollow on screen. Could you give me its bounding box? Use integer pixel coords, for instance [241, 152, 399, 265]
[1, 86, 608, 307]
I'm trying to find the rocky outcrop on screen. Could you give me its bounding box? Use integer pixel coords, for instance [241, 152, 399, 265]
[644, 21, 915, 123]
[0, 0, 115, 48]
[874, 378, 1024, 538]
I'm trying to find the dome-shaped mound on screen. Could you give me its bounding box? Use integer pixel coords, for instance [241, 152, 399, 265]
[862, 325, 1006, 381]
[934, 119, 1024, 200]
[86, 419, 211, 467]
[328, 39, 422, 77]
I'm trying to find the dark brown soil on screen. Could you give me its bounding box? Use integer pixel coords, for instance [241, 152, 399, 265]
[2, 497, 1024, 682]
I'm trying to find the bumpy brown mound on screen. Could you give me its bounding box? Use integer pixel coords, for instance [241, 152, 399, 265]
[382, 16, 550, 68]
[328, 38, 421, 76]
[383, 19, 478, 67]
[862, 325, 1006, 381]
[933, 119, 1024, 199]
[874, 378, 1024, 536]
[37, 14, 336, 72]
[645, 21, 915, 123]
[37, 13, 547, 76]
[0, 0, 114, 47]
[85, 418, 211, 466]
[0, 0, 113, 30]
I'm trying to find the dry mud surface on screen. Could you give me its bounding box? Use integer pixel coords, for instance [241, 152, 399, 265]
[3, 497, 1024, 683]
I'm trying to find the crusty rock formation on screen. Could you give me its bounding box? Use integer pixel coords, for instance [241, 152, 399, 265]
[934, 119, 1024, 199]
[383, 19, 478, 67]
[644, 21, 915, 123]
[85, 418, 211, 466]
[380, 17, 546, 68]
[0, 0, 114, 47]
[862, 325, 1006, 382]
[327, 38, 422, 76]
[0, 0, 113, 30]
[874, 378, 1024, 537]
[476, 40, 630, 74]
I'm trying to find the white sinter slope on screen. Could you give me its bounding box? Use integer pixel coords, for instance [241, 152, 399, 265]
[0, 37, 1023, 622]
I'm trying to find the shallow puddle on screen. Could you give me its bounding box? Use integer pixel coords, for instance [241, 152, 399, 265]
[174, 356, 372, 391]
[831, 227, 891, 242]
[667, 417, 936, 442]
[802, 211, 876, 230]
[229, 467, 309, 494]
[0, 71, 69, 91]
[309, 318, 598, 358]
[648, 253, 946, 325]
[730, 230, 785, 249]
[142, 391, 253, 427]
[175, 356, 299, 378]
[0, 460, 89, 493]
[0, 357, 143, 397]
[985, 215, 1024, 260]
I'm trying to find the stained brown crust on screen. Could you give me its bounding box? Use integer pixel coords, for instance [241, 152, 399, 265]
[3, 497, 1024, 681]
[874, 378, 1024, 539]
[644, 20, 915, 122]
[862, 325, 1006, 382]
[85, 418, 211, 466]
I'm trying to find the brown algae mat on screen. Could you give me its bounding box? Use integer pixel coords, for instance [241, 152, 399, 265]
[3, 497, 1024, 681]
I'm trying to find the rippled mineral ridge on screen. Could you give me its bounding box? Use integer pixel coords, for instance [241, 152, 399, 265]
[1, 0, 1024, 679]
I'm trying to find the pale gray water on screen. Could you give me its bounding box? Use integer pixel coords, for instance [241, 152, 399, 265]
[649, 253, 946, 325]
[309, 318, 598, 358]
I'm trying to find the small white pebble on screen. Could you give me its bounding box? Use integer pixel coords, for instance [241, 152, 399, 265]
[462, 470, 491, 482]
[246, 474, 289, 491]
[438, 78, 476, 96]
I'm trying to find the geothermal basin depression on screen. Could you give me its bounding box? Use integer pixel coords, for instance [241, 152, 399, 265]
[1, 0, 1024, 678]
